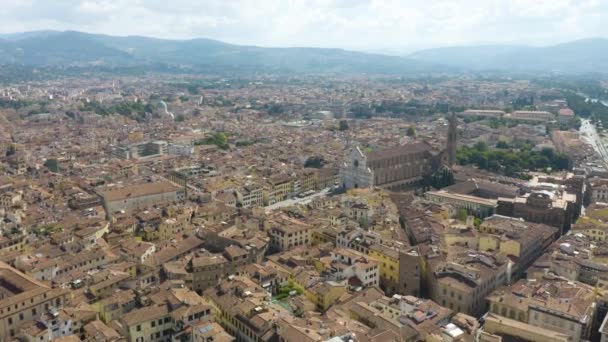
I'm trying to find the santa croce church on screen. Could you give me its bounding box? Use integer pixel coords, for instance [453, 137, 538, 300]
[341, 114, 457, 190]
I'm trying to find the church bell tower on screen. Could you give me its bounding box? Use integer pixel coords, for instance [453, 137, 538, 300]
[447, 112, 457, 167]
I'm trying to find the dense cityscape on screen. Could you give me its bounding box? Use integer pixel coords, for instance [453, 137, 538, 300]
[1, 3, 608, 342]
[1, 70, 608, 342]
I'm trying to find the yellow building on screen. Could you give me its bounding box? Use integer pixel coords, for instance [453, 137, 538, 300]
[89, 272, 131, 300]
[369, 244, 399, 284]
[93, 289, 137, 323]
[478, 235, 521, 257]
[300, 169, 318, 193]
[311, 227, 336, 245]
[268, 175, 293, 204]
[479, 216, 558, 276]
[158, 216, 189, 241]
[367, 244, 422, 296]
[305, 281, 347, 312]
[572, 218, 608, 242]
[121, 305, 171, 342]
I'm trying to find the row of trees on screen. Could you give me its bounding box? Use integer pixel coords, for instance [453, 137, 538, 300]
[79, 101, 155, 122]
[566, 93, 608, 122]
[420, 167, 455, 190]
[195, 132, 229, 150]
[304, 156, 325, 168]
[457, 141, 570, 178]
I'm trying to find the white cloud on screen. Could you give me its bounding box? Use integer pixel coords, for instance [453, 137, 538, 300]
[0, 0, 605, 51]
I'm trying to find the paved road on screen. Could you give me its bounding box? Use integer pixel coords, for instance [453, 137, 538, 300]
[266, 187, 332, 211]
[580, 118, 608, 161]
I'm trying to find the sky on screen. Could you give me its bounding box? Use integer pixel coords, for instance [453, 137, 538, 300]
[0, 0, 606, 53]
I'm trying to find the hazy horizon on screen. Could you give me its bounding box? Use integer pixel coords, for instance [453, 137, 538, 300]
[1, 0, 607, 53]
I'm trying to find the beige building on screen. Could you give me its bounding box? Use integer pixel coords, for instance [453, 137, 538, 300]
[497, 190, 577, 234]
[0, 262, 70, 340]
[507, 110, 554, 122]
[486, 277, 597, 342]
[268, 216, 313, 251]
[478, 215, 558, 276]
[191, 246, 257, 293]
[461, 109, 505, 118]
[191, 321, 234, 342]
[425, 190, 498, 218]
[589, 177, 608, 203]
[99, 181, 185, 218]
[480, 313, 570, 342]
[428, 252, 509, 316]
[119, 288, 212, 342]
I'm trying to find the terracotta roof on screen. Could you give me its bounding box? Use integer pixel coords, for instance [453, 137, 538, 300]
[365, 142, 432, 162]
[100, 181, 180, 202]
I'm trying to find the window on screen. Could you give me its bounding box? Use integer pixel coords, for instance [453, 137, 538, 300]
[151, 321, 156, 327]
[136, 325, 141, 332]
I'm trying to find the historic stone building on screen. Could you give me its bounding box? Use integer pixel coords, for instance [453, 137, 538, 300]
[447, 112, 458, 167]
[341, 142, 445, 190]
[496, 190, 577, 235]
[341, 114, 457, 190]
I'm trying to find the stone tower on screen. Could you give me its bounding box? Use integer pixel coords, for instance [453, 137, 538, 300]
[447, 112, 457, 167]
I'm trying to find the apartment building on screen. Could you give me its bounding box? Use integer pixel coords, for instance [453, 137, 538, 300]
[268, 216, 313, 251]
[329, 248, 379, 288]
[478, 215, 558, 276]
[0, 262, 70, 340]
[486, 277, 597, 342]
[428, 252, 509, 316]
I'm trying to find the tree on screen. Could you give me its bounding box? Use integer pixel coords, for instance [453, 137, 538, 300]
[406, 126, 416, 137]
[5, 145, 16, 156]
[496, 141, 509, 149]
[474, 141, 488, 152]
[304, 157, 324, 168]
[456, 144, 570, 179]
[456, 208, 469, 221]
[187, 85, 199, 95]
[44, 159, 59, 173]
[213, 132, 229, 149]
[338, 120, 349, 131]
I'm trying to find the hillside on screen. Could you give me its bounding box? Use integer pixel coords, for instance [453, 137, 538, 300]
[409, 38, 608, 73]
[0, 30, 441, 75]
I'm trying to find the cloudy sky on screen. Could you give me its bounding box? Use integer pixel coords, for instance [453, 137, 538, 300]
[1, 0, 606, 52]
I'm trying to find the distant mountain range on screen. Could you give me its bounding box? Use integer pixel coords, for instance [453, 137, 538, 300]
[0, 30, 441, 75]
[0, 30, 607, 75]
[408, 38, 608, 73]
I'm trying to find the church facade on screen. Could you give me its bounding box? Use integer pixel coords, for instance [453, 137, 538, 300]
[341, 114, 457, 190]
[341, 142, 446, 190]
